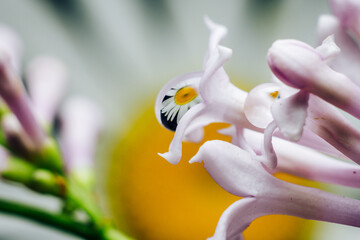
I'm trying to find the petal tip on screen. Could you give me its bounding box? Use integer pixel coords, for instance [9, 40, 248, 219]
[158, 152, 180, 165]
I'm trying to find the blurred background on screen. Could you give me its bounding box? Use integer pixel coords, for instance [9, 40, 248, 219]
[0, 0, 359, 239]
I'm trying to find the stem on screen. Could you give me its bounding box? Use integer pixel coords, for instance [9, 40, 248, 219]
[0, 198, 102, 239]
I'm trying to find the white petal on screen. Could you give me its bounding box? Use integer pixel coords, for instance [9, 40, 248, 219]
[244, 83, 281, 128]
[315, 35, 340, 62]
[271, 90, 309, 141]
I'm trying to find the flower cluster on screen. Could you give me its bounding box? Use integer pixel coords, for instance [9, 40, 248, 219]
[155, 0, 360, 239]
[0, 24, 130, 239]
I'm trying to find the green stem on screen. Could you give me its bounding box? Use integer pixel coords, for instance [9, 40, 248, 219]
[0, 198, 102, 239]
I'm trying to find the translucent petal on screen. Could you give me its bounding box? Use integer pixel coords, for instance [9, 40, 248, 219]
[0, 24, 22, 72]
[26, 56, 68, 125]
[315, 35, 340, 62]
[244, 83, 281, 128]
[59, 96, 103, 171]
[271, 90, 309, 141]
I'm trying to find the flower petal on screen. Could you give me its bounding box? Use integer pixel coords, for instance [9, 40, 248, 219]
[159, 103, 206, 164]
[330, 0, 360, 41]
[317, 14, 360, 86]
[271, 90, 309, 141]
[0, 59, 45, 148]
[189, 140, 270, 197]
[306, 95, 360, 165]
[315, 35, 340, 62]
[244, 83, 281, 128]
[0, 24, 22, 72]
[59, 96, 103, 173]
[244, 129, 360, 188]
[26, 56, 68, 125]
[203, 16, 228, 66]
[208, 198, 259, 240]
[268, 39, 360, 119]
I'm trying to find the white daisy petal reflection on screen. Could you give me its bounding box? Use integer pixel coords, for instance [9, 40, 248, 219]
[161, 80, 202, 131]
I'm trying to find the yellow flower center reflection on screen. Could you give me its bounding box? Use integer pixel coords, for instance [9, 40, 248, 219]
[269, 90, 279, 99]
[108, 96, 315, 240]
[174, 87, 198, 105]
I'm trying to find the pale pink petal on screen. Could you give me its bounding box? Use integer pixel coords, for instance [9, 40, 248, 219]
[189, 140, 270, 197]
[330, 0, 360, 41]
[315, 35, 340, 62]
[0, 24, 22, 72]
[306, 95, 360, 164]
[26, 56, 68, 125]
[271, 90, 309, 141]
[200, 46, 233, 102]
[159, 103, 206, 164]
[208, 198, 257, 240]
[268, 39, 360, 119]
[262, 121, 278, 170]
[195, 140, 360, 238]
[159, 98, 252, 164]
[318, 15, 360, 86]
[244, 129, 360, 188]
[244, 83, 281, 128]
[59, 96, 103, 173]
[203, 16, 228, 67]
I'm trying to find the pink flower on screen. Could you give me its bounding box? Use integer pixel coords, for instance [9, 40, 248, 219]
[191, 140, 360, 240]
[156, 10, 360, 239]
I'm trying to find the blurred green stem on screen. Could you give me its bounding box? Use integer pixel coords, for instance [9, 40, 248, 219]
[0, 198, 131, 240]
[0, 198, 101, 239]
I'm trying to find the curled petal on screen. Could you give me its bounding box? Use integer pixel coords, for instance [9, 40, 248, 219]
[315, 35, 340, 62]
[271, 90, 309, 141]
[160, 87, 251, 165]
[244, 83, 281, 128]
[200, 46, 233, 102]
[26, 56, 68, 125]
[208, 198, 258, 240]
[262, 121, 278, 170]
[318, 15, 360, 86]
[203, 16, 228, 66]
[159, 103, 206, 164]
